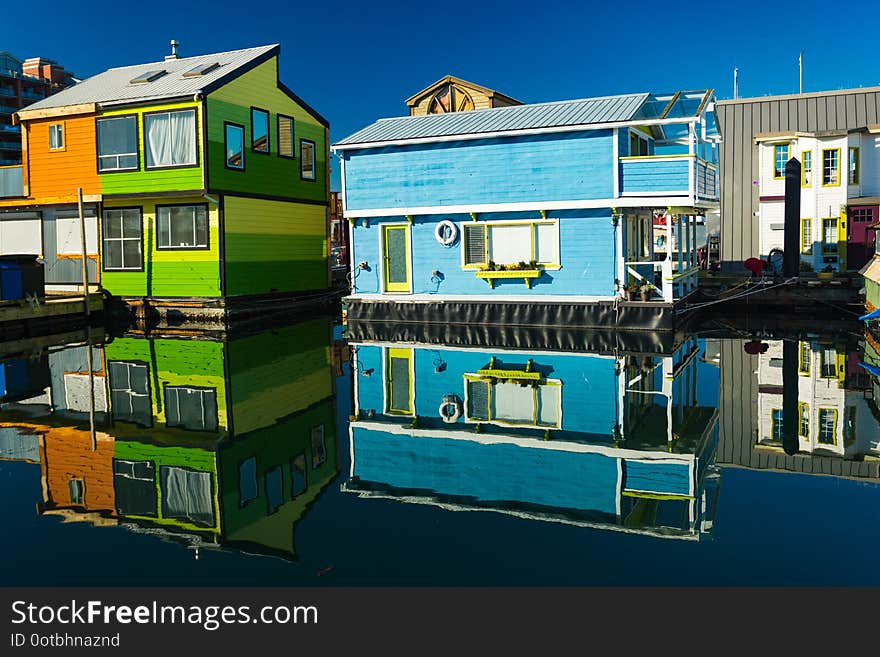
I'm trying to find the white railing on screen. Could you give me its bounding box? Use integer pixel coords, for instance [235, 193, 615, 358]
[624, 258, 699, 303]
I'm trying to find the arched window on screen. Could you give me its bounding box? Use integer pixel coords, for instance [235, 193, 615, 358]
[428, 83, 475, 113]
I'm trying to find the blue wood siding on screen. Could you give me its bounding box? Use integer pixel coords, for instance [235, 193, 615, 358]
[619, 158, 690, 194]
[351, 426, 621, 515]
[343, 131, 615, 211]
[624, 459, 692, 496]
[350, 210, 617, 297]
[354, 344, 618, 436]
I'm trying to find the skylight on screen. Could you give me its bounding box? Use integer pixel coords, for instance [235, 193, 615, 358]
[182, 62, 220, 78]
[129, 69, 167, 84]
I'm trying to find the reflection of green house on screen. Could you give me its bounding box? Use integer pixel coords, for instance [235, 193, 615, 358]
[104, 317, 339, 557]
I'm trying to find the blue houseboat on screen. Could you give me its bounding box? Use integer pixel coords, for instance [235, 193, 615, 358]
[332, 89, 719, 329]
[343, 331, 721, 539]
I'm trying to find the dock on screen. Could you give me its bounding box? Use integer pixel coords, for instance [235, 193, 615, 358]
[0, 293, 103, 341]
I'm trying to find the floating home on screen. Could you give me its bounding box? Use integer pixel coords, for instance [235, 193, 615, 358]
[333, 88, 719, 330]
[0, 317, 339, 559]
[0, 43, 329, 320]
[344, 330, 721, 539]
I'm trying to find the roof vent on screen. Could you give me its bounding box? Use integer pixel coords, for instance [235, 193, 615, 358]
[165, 39, 179, 61]
[182, 62, 220, 78]
[130, 69, 167, 84]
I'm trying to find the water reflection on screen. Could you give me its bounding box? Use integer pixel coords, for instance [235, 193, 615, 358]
[343, 328, 721, 540]
[0, 318, 340, 560]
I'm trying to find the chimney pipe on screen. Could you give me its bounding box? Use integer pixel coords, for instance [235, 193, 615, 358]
[165, 39, 179, 61]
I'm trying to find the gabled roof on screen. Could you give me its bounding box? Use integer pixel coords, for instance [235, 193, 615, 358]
[404, 74, 522, 107]
[21, 44, 279, 112]
[334, 92, 650, 148]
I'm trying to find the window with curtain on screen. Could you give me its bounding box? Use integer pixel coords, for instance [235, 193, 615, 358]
[278, 115, 294, 158]
[801, 150, 812, 186]
[798, 341, 811, 374]
[800, 218, 811, 254]
[144, 109, 196, 168]
[103, 208, 142, 270]
[300, 139, 315, 180]
[97, 115, 138, 171]
[462, 221, 559, 267]
[164, 386, 218, 431]
[466, 377, 561, 428]
[251, 108, 269, 153]
[160, 466, 215, 527]
[818, 409, 837, 445]
[225, 122, 244, 170]
[157, 205, 208, 249]
[108, 361, 151, 426]
[820, 347, 837, 377]
[798, 402, 810, 438]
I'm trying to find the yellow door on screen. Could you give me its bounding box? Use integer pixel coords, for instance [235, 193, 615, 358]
[382, 225, 410, 292]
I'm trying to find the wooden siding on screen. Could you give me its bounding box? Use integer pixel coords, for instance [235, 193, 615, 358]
[25, 114, 101, 201]
[619, 158, 689, 194]
[223, 195, 327, 295]
[98, 101, 205, 196]
[350, 210, 617, 297]
[217, 398, 337, 557]
[342, 130, 614, 211]
[103, 336, 227, 431]
[100, 196, 221, 298]
[42, 427, 116, 512]
[227, 318, 332, 435]
[717, 89, 880, 267]
[206, 58, 327, 202]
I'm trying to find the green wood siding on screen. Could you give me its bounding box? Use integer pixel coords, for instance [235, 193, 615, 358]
[218, 398, 337, 558]
[98, 101, 205, 196]
[227, 318, 332, 434]
[100, 197, 221, 298]
[223, 195, 327, 295]
[206, 58, 326, 201]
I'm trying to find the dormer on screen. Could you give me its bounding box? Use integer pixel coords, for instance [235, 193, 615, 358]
[405, 75, 522, 116]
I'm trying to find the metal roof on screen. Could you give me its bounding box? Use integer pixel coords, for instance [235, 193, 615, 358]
[22, 44, 279, 111]
[333, 92, 651, 147]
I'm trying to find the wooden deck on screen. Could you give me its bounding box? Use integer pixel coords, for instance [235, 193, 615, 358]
[0, 293, 103, 340]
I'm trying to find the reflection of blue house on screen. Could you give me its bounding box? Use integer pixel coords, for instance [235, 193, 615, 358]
[332, 90, 719, 329]
[344, 336, 721, 539]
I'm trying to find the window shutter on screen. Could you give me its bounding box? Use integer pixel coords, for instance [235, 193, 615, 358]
[463, 224, 486, 265]
[278, 117, 294, 157]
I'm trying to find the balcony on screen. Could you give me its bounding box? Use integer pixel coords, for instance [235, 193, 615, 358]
[619, 155, 718, 202]
[0, 165, 23, 197]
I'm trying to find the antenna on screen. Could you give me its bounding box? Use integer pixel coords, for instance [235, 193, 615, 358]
[733, 67, 738, 99]
[798, 51, 803, 94]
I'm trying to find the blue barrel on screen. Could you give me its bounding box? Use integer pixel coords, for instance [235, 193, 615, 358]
[0, 254, 44, 301]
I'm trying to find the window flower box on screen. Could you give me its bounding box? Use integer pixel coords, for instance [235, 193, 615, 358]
[474, 269, 541, 288]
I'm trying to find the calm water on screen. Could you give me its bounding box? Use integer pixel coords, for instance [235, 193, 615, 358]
[2, 314, 880, 586]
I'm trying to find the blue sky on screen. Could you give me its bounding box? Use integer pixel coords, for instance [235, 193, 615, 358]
[6, 0, 879, 188]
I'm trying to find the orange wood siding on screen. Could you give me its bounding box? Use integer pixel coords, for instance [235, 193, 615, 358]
[25, 115, 100, 202]
[41, 427, 116, 513]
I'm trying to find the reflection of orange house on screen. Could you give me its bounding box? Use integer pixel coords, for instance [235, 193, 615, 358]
[20, 423, 117, 515]
[405, 75, 521, 116]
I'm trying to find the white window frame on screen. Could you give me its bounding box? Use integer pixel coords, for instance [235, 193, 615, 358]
[49, 123, 64, 150]
[156, 204, 209, 250]
[96, 115, 139, 172]
[102, 208, 142, 271]
[460, 219, 560, 269]
[463, 374, 563, 429]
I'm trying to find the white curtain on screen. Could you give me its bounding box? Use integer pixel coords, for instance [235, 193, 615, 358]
[537, 385, 560, 426]
[162, 466, 213, 526]
[146, 111, 195, 167]
[535, 223, 558, 264]
[489, 224, 531, 264]
[492, 382, 534, 423]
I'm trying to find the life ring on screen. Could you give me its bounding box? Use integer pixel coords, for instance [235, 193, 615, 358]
[434, 220, 459, 246]
[439, 394, 462, 423]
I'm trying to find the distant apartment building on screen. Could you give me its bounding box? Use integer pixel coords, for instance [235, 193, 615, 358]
[0, 51, 75, 164]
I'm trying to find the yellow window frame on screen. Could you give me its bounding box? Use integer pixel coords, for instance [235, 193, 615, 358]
[463, 372, 562, 429]
[384, 347, 414, 416]
[848, 146, 860, 185]
[800, 218, 812, 254]
[818, 408, 838, 445]
[773, 143, 789, 179]
[798, 340, 811, 375]
[801, 150, 812, 187]
[798, 401, 810, 438]
[381, 224, 411, 293]
[461, 219, 560, 270]
[822, 148, 841, 187]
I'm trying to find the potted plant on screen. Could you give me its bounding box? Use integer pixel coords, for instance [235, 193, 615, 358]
[623, 284, 637, 301]
[639, 283, 654, 301]
[818, 265, 834, 280]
